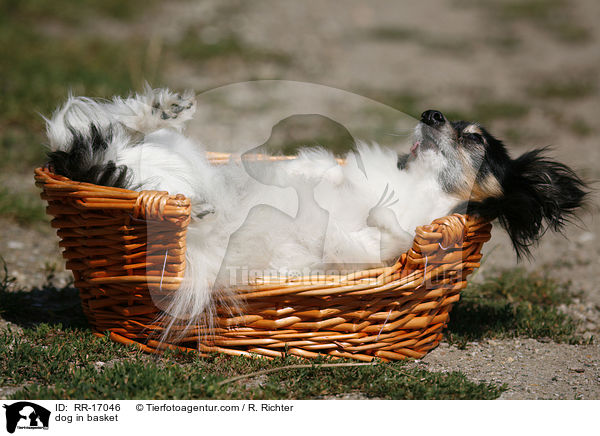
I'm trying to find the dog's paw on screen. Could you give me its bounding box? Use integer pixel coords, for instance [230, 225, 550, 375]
[151, 90, 196, 122]
[192, 201, 216, 220]
[152, 89, 196, 121]
[112, 87, 196, 134]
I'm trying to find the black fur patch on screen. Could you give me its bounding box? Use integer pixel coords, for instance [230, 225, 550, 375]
[47, 124, 131, 189]
[461, 147, 588, 259]
[476, 127, 511, 184]
[397, 153, 410, 170]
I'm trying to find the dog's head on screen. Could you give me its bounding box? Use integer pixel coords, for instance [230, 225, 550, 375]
[410, 109, 588, 258]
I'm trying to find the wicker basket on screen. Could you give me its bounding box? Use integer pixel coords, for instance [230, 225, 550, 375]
[34, 154, 492, 362]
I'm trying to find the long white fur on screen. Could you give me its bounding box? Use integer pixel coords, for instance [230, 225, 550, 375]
[45, 87, 461, 334]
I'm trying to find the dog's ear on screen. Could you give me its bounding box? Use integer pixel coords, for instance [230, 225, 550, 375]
[465, 147, 588, 259]
[46, 123, 130, 188]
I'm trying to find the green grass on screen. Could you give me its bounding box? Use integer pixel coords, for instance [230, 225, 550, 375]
[0, 266, 586, 399]
[369, 26, 415, 42]
[0, 0, 293, 173]
[486, 34, 523, 51]
[527, 78, 596, 100]
[443, 100, 530, 124]
[0, 265, 587, 399]
[500, 127, 527, 145]
[0, 0, 162, 172]
[0, 188, 47, 224]
[483, 0, 591, 43]
[0, 326, 504, 400]
[365, 91, 423, 120]
[446, 269, 583, 347]
[0, 259, 15, 293]
[0, 264, 584, 400]
[569, 119, 594, 137]
[1, 0, 158, 23]
[172, 27, 291, 66]
[0, 258, 506, 400]
[372, 1, 590, 48]
[368, 26, 470, 54]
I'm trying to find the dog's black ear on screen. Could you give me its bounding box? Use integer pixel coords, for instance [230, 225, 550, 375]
[465, 147, 588, 259]
[46, 123, 131, 188]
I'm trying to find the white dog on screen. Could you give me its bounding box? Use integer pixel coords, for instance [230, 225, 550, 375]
[45, 87, 587, 328]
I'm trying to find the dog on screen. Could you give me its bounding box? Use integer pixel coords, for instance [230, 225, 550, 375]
[44, 87, 588, 327]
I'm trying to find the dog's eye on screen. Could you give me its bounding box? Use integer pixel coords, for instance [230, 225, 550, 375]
[464, 132, 483, 142]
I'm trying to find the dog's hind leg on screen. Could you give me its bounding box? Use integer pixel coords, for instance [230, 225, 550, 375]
[108, 85, 196, 134]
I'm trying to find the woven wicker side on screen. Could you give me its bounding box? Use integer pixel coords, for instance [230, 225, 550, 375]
[183, 214, 491, 361]
[35, 166, 491, 361]
[34, 168, 191, 346]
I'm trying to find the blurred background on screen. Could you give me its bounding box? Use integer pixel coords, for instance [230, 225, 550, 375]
[0, 0, 598, 313]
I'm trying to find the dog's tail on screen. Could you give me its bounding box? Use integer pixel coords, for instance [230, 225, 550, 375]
[45, 96, 132, 188]
[465, 147, 588, 259]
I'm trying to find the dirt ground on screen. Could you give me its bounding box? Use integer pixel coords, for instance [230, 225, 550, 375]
[1, 0, 599, 399]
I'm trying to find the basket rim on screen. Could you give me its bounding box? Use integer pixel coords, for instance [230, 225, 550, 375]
[35, 164, 494, 361]
[35, 165, 491, 299]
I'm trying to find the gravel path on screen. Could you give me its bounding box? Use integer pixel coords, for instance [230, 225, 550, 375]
[418, 339, 600, 399]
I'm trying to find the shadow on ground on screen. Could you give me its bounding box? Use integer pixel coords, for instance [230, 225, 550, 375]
[0, 285, 88, 329]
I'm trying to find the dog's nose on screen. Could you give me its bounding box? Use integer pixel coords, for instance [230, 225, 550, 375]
[421, 110, 445, 127]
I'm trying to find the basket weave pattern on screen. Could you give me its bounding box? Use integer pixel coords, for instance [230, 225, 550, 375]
[35, 160, 491, 361]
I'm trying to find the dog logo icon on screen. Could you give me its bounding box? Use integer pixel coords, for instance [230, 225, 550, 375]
[3, 402, 50, 433]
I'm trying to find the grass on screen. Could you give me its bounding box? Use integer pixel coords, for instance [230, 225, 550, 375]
[501, 127, 527, 145]
[365, 91, 423, 119]
[0, 326, 504, 400]
[0, 0, 291, 173]
[446, 268, 583, 347]
[172, 27, 291, 66]
[2, 0, 158, 23]
[569, 119, 594, 137]
[527, 78, 596, 100]
[443, 100, 530, 124]
[369, 26, 414, 41]
[372, 1, 590, 48]
[368, 26, 470, 54]
[0, 0, 163, 172]
[500, 0, 590, 42]
[0, 188, 47, 225]
[1, 258, 588, 400]
[360, 91, 531, 135]
[0, 254, 504, 400]
[0, 258, 508, 400]
[483, 0, 591, 44]
[486, 34, 522, 51]
[0, 259, 15, 293]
